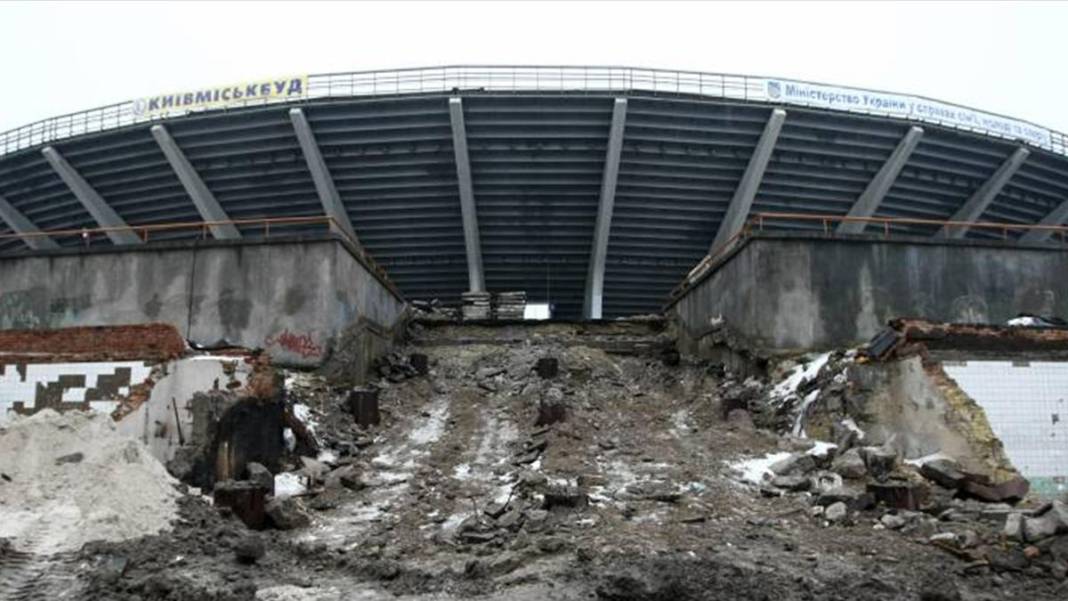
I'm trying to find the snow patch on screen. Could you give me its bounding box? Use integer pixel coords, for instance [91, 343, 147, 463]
[274, 472, 307, 498]
[728, 452, 792, 485]
[772, 352, 831, 404]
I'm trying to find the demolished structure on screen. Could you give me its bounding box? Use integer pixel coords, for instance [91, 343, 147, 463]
[1, 65, 1068, 600]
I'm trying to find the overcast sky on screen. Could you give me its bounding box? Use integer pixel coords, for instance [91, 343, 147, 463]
[2, 1, 1066, 133]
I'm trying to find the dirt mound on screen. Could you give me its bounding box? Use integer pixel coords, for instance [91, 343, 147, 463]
[0, 409, 180, 554]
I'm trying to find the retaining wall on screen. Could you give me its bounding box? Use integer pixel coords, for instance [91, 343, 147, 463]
[0, 235, 406, 367]
[672, 233, 1068, 354]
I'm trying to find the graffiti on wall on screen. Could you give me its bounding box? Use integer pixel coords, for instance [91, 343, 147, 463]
[265, 328, 323, 359]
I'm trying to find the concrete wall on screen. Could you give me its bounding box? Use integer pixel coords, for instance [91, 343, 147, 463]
[0, 236, 406, 367]
[673, 234, 1068, 353]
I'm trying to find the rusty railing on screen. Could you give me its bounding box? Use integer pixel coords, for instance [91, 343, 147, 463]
[0, 215, 399, 296]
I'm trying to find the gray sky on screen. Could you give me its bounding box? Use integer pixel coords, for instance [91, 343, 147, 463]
[2, 1, 1066, 133]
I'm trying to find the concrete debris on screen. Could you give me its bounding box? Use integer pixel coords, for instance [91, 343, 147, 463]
[461, 291, 493, 320]
[495, 291, 528, 320]
[824, 501, 848, 522]
[1008, 501, 1068, 543]
[12, 318, 1067, 600]
[233, 534, 265, 564]
[830, 447, 867, 479]
[859, 446, 898, 480]
[410, 298, 457, 321]
[265, 497, 311, 530]
[920, 459, 967, 490]
[768, 452, 816, 477]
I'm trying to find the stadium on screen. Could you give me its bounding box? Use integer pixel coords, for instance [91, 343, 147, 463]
[4, 63, 1068, 600]
[1, 66, 1067, 321]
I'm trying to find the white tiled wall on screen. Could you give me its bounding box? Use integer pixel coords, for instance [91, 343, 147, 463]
[0, 361, 153, 419]
[943, 360, 1068, 494]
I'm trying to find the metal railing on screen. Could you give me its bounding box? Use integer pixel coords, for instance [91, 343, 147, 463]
[668, 212, 1068, 303]
[0, 215, 399, 296]
[2, 66, 1065, 157]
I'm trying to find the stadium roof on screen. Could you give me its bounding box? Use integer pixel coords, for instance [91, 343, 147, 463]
[2, 66, 1067, 319]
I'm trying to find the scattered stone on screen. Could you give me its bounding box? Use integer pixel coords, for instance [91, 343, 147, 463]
[929, 532, 957, 543]
[246, 462, 274, 494]
[461, 531, 497, 544]
[517, 470, 548, 491]
[768, 453, 816, 477]
[919, 459, 967, 490]
[618, 480, 682, 502]
[324, 464, 365, 491]
[771, 474, 811, 492]
[476, 366, 505, 380]
[725, 408, 755, 431]
[537, 537, 565, 554]
[55, 452, 84, 465]
[825, 502, 848, 522]
[484, 501, 509, 519]
[524, 509, 549, 531]
[960, 475, 1030, 503]
[497, 508, 524, 530]
[815, 487, 859, 507]
[859, 446, 897, 479]
[266, 497, 311, 530]
[1022, 500, 1068, 542]
[234, 534, 265, 564]
[93, 554, 128, 584]
[988, 548, 1029, 573]
[1004, 512, 1024, 541]
[809, 471, 844, 494]
[880, 513, 907, 530]
[830, 448, 866, 480]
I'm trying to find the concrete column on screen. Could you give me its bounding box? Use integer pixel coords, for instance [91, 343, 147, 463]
[0, 193, 59, 250]
[41, 146, 142, 245]
[709, 108, 786, 252]
[583, 98, 628, 320]
[289, 108, 359, 244]
[838, 126, 923, 235]
[940, 147, 1030, 239]
[151, 125, 241, 240]
[448, 97, 485, 292]
[1020, 199, 1068, 244]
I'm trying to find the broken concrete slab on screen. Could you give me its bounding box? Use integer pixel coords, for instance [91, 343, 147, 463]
[919, 459, 967, 490]
[768, 453, 816, 477]
[1021, 500, 1068, 542]
[266, 497, 311, 530]
[831, 447, 866, 479]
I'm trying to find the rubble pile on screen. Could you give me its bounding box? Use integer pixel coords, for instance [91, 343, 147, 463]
[722, 339, 1068, 586]
[460, 291, 492, 320]
[409, 298, 457, 321]
[0, 410, 180, 554]
[494, 291, 527, 320]
[13, 318, 1067, 600]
